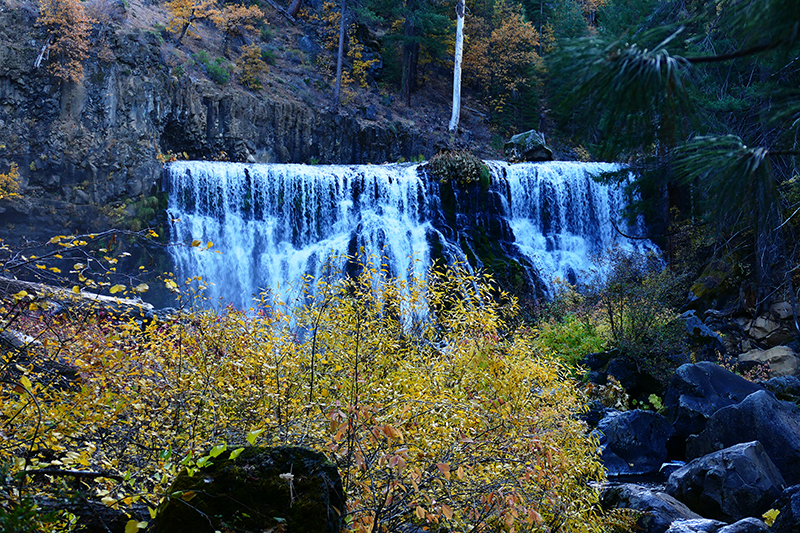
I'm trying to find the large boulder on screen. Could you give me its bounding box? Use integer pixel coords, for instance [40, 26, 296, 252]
[686, 390, 800, 485]
[155, 446, 345, 533]
[595, 409, 673, 477]
[665, 441, 785, 522]
[764, 375, 800, 402]
[739, 346, 800, 378]
[503, 130, 554, 162]
[771, 484, 800, 533]
[662, 362, 763, 458]
[601, 483, 703, 533]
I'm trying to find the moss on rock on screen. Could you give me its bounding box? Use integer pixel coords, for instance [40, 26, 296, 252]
[155, 446, 345, 533]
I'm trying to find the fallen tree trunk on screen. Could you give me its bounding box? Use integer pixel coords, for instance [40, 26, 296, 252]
[0, 276, 154, 317]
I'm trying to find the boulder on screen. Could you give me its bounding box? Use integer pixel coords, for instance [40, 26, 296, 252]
[682, 310, 726, 360]
[665, 519, 726, 533]
[662, 362, 763, 458]
[665, 441, 785, 522]
[601, 483, 703, 533]
[746, 315, 793, 347]
[503, 130, 554, 162]
[764, 375, 800, 402]
[717, 518, 770, 533]
[594, 409, 673, 477]
[155, 446, 345, 533]
[739, 346, 800, 378]
[771, 484, 800, 533]
[686, 390, 800, 485]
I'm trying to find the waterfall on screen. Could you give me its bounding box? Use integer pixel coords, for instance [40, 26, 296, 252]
[166, 160, 655, 309]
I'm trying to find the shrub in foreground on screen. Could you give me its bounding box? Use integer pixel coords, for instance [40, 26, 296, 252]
[1, 260, 629, 532]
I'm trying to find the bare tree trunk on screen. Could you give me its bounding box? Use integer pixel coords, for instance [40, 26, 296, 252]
[448, 0, 465, 134]
[333, 0, 346, 110]
[287, 0, 303, 17]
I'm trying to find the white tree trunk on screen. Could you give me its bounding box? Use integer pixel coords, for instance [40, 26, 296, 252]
[448, 0, 465, 133]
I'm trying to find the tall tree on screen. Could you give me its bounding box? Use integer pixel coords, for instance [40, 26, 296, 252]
[448, 0, 465, 132]
[400, 0, 420, 106]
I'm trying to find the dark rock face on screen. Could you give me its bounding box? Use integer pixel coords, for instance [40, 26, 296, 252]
[764, 375, 800, 402]
[665, 441, 785, 522]
[686, 389, 800, 485]
[155, 446, 345, 533]
[601, 483, 702, 533]
[771, 484, 800, 533]
[0, 17, 442, 249]
[594, 409, 673, 477]
[503, 129, 554, 162]
[682, 310, 726, 360]
[663, 362, 763, 458]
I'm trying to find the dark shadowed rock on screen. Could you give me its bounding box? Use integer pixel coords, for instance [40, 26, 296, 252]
[665, 441, 785, 522]
[663, 362, 763, 458]
[771, 484, 800, 533]
[156, 446, 345, 533]
[601, 483, 702, 533]
[595, 409, 673, 477]
[717, 518, 770, 533]
[764, 375, 800, 401]
[686, 390, 800, 485]
[682, 310, 726, 360]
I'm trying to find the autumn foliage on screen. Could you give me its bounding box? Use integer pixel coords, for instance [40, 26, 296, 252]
[0, 253, 626, 532]
[37, 0, 95, 82]
[0, 163, 20, 200]
[464, 0, 540, 114]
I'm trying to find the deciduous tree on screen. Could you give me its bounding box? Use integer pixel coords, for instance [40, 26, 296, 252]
[36, 0, 95, 83]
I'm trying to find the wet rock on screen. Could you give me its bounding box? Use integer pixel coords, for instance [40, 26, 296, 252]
[686, 390, 800, 485]
[665, 441, 785, 522]
[155, 446, 345, 533]
[601, 483, 702, 533]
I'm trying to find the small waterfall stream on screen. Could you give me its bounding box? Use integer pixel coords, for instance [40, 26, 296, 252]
[166, 160, 656, 308]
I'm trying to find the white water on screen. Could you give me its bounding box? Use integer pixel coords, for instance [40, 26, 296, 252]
[166, 160, 655, 309]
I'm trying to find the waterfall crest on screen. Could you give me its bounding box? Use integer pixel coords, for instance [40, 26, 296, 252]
[166, 160, 655, 308]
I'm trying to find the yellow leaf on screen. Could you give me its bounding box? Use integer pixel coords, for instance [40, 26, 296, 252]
[49, 267, 61, 273]
[441, 504, 453, 520]
[13, 290, 28, 301]
[206, 241, 213, 248]
[110, 285, 125, 294]
[415, 506, 425, 519]
[72, 286, 81, 294]
[134, 283, 149, 293]
[181, 491, 196, 501]
[20, 375, 32, 390]
[165, 280, 178, 290]
[148, 507, 157, 519]
[191, 240, 201, 247]
[125, 520, 139, 533]
[36, 264, 46, 269]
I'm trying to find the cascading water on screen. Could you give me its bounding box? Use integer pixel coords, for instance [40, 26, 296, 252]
[166, 160, 655, 309]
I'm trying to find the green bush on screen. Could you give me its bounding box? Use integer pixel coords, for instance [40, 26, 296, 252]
[426, 149, 490, 187]
[535, 313, 607, 366]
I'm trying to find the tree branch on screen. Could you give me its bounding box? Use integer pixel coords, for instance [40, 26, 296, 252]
[687, 40, 784, 64]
